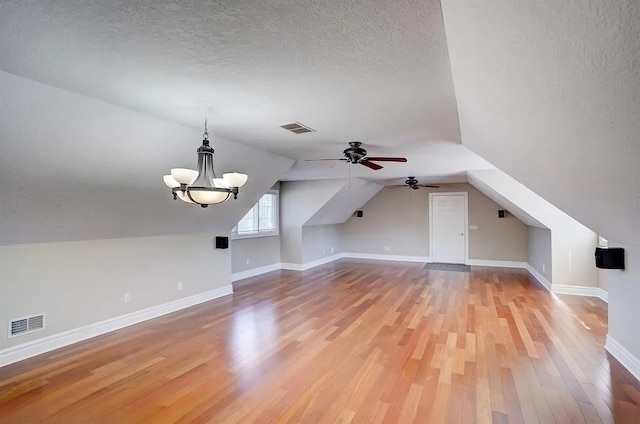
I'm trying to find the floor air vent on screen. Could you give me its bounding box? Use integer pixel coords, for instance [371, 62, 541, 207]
[9, 314, 45, 337]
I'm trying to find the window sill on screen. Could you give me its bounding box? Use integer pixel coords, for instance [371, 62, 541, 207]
[231, 232, 280, 241]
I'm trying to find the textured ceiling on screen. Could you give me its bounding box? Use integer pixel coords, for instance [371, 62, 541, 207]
[7, 0, 637, 248]
[0, 0, 462, 158]
[0, 0, 501, 245]
[441, 0, 640, 246]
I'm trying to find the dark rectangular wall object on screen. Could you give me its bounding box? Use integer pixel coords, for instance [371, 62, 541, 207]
[595, 247, 624, 269]
[356, 210, 363, 217]
[215, 236, 229, 249]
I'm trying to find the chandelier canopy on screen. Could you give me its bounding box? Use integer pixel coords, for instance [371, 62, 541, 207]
[163, 121, 248, 208]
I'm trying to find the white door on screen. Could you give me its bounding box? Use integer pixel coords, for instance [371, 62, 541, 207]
[430, 194, 466, 264]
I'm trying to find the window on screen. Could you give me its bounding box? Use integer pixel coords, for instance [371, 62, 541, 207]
[232, 191, 278, 238]
[598, 236, 608, 248]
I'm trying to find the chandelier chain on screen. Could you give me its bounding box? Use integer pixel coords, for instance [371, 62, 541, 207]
[203, 119, 209, 140]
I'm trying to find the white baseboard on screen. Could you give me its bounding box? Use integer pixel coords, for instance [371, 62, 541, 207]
[525, 264, 608, 303]
[0, 285, 233, 368]
[466, 259, 527, 269]
[526, 264, 552, 291]
[552, 284, 608, 303]
[343, 252, 431, 263]
[232, 263, 281, 282]
[281, 253, 345, 271]
[605, 335, 640, 382]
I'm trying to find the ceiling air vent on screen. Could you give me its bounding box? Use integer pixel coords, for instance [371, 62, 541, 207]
[9, 314, 45, 338]
[280, 122, 315, 134]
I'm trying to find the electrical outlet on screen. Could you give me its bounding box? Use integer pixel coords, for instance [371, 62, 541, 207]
[177, 281, 183, 291]
[322, 248, 326, 253]
[384, 246, 390, 251]
[330, 247, 334, 254]
[246, 258, 250, 265]
[542, 264, 546, 273]
[124, 292, 132, 303]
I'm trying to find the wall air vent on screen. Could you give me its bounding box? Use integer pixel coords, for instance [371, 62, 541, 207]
[9, 314, 45, 338]
[279, 122, 315, 134]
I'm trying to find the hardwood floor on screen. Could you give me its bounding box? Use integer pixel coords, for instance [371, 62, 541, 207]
[1, 260, 639, 423]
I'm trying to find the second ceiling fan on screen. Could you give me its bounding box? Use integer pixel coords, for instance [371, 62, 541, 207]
[307, 141, 407, 170]
[389, 176, 439, 190]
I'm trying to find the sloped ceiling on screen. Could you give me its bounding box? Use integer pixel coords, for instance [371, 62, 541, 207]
[306, 179, 382, 225]
[0, 0, 461, 155]
[0, 71, 293, 245]
[441, 0, 640, 245]
[2, 0, 638, 249]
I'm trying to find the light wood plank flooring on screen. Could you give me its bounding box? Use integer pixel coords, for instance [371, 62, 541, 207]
[1, 260, 639, 423]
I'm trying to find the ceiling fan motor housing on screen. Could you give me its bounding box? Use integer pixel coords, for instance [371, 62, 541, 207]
[343, 141, 367, 163]
[405, 177, 419, 186]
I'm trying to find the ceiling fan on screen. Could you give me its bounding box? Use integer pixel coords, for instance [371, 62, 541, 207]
[389, 176, 439, 190]
[306, 141, 407, 170]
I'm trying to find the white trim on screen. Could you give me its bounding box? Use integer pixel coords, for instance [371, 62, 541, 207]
[466, 259, 527, 269]
[551, 285, 608, 303]
[231, 190, 279, 240]
[231, 263, 281, 282]
[526, 263, 552, 291]
[343, 252, 431, 263]
[281, 253, 345, 271]
[429, 192, 469, 264]
[605, 335, 640, 382]
[230, 231, 279, 240]
[0, 286, 233, 368]
[526, 263, 609, 302]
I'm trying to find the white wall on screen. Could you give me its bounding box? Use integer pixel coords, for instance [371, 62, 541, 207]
[0, 233, 230, 351]
[279, 179, 348, 264]
[552, 228, 598, 288]
[528, 226, 553, 283]
[341, 183, 529, 262]
[231, 236, 281, 274]
[468, 169, 599, 288]
[606, 242, 640, 359]
[301, 225, 343, 263]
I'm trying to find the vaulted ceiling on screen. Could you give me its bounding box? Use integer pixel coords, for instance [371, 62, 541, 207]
[1, 0, 638, 246]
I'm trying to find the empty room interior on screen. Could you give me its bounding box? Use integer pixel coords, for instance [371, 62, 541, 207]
[1, 1, 640, 423]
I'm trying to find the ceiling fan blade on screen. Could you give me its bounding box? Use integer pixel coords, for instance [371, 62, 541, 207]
[360, 160, 383, 170]
[364, 157, 407, 162]
[419, 184, 440, 188]
[304, 158, 348, 161]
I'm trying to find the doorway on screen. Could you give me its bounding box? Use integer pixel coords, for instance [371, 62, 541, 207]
[429, 192, 468, 264]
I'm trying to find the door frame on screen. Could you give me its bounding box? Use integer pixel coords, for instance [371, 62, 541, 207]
[428, 192, 469, 264]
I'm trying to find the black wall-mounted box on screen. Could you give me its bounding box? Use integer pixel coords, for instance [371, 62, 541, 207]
[215, 236, 229, 249]
[355, 210, 363, 217]
[595, 247, 624, 269]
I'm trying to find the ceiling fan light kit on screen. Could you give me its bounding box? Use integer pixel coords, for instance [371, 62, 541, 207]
[163, 120, 248, 208]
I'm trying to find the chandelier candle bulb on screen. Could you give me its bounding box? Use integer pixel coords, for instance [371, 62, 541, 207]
[164, 120, 248, 208]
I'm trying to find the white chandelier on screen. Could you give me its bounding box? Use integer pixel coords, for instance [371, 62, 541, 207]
[163, 121, 248, 208]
